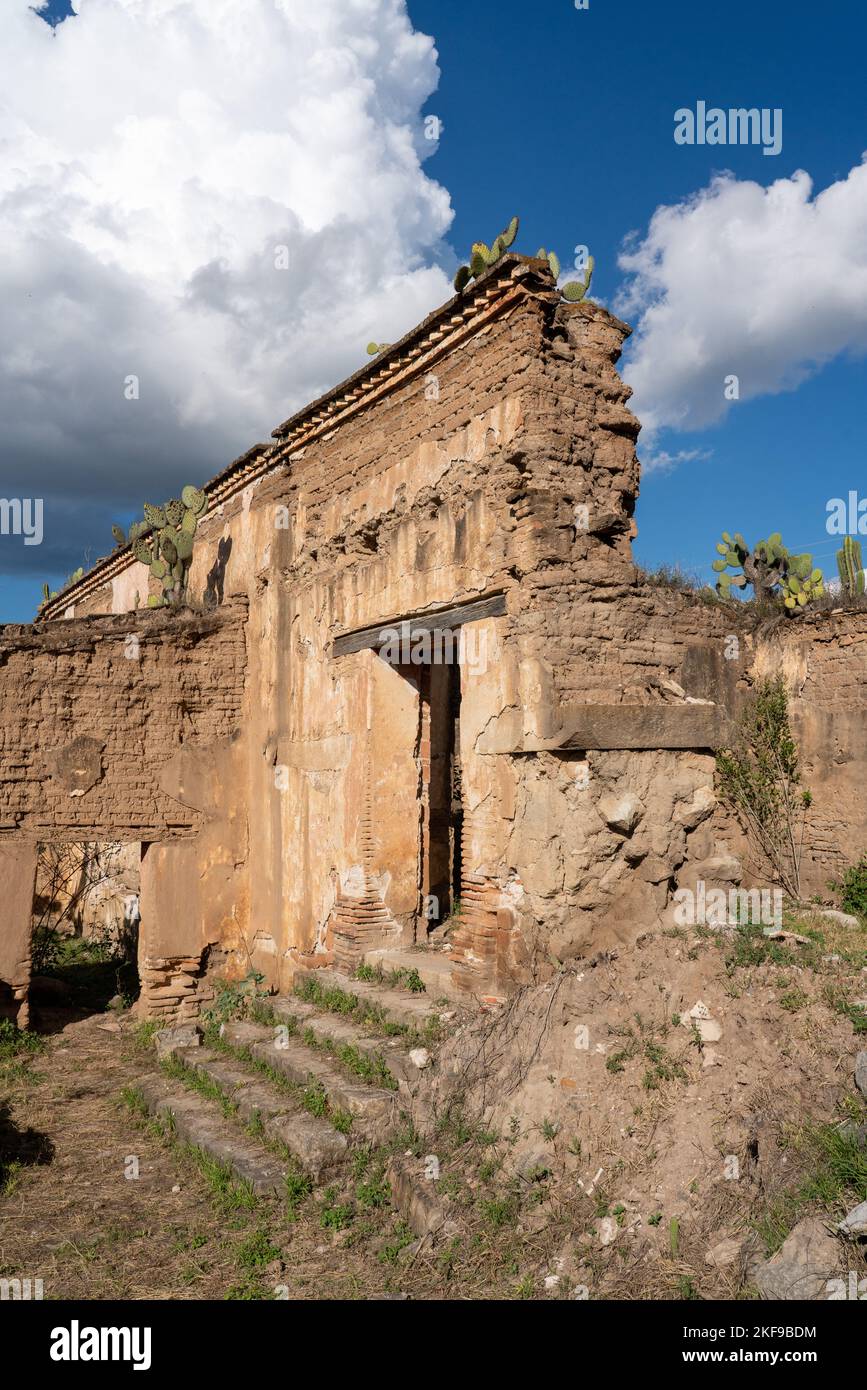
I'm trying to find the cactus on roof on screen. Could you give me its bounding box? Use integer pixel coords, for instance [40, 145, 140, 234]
[120, 487, 208, 609]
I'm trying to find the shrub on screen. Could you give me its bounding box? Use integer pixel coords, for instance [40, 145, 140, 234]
[829, 854, 867, 919]
[716, 677, 811, 899]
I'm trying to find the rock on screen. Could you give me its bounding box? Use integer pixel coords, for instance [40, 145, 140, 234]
[763, 929, 810, 946]
[673, 785, 716, 831]
[705, 1236, 743, 1268]
[681, 1002, 722, 1043]
[702, 1048, 723, 1069]
[96, 1017, 121, 1033]
[814, 908, 861, 931]
[386, 1156, 451, 1238]
[856, 1051, 867, 1099]
[753, 1218, 840, 1301]
[409, 1048, 431, 1069]
[836, 1120, 867, 1148]
[597, 793, 643, 835]
[677, 855, 742, 892]
[544, 1274, 561, 1290]
[107, 993, 126, 1011]
[838, 1201, 867, 1237]
[155, 1023, 202, 1058]
[594, 1216, 618, 1246]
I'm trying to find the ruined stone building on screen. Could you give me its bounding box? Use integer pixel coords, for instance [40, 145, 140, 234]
[3, 254, 867, 1026]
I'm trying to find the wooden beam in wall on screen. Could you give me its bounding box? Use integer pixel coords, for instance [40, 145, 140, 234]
[331, 593, 507, 659]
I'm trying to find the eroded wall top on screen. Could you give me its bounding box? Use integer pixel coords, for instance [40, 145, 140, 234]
[0, 598, 248, 843]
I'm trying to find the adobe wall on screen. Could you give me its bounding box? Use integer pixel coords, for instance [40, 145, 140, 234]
[13, 256, 867, 1016]
[599, 586, 867, 901]
[0, 600, 248, 1022]
[35, 263, 723, 1002]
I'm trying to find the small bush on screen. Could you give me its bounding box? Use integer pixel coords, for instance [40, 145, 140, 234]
[829, 854, 867, 919]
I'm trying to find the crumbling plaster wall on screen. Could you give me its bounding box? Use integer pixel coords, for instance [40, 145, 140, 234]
[27, 262, 867, 1006]
[35, 281, 726, 999]
[0, 601, 248, 1021]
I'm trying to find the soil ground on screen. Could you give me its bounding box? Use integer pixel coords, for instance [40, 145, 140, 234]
[2, 911, 866, 1302]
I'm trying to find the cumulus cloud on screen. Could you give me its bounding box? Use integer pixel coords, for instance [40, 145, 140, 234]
[616, 160, 867, 439]
[0, 0, 453, 577]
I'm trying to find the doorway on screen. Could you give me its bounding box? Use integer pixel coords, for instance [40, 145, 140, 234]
[419, 659, 462, 936]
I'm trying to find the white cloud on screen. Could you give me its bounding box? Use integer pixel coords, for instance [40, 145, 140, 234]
[616, 159, 867, 437]
[640, 447, 711, 476]
[0, 0, 453, 572]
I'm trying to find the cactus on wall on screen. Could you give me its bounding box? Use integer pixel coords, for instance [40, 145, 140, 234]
[123, 486, 208, 609]
[836, 535, 865, 597]
[453, 215, 520, 291]
[39, 567, 85, 608]
[452, 215, 594, 305]
[561, 256, 595, 302]
[713, 531, 824, 612]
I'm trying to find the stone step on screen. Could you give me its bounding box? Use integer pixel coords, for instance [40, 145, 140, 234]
[135, 1074, 287, 1196]
[362, 946, 463, 1003]
[270, 994, 425, 1086]
[221, 1019, 397, 1141]
[294, 966, 442, 1032]
[171, 1045, 349, 1182]
[386, 1154, 458, 1240]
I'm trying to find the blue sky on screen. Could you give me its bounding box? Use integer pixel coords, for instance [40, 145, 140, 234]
[2, 0, 866, 619]
[407, 0, 867, 582]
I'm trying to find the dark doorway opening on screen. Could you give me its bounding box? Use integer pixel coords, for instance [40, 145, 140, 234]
[421, 660, 462, 935]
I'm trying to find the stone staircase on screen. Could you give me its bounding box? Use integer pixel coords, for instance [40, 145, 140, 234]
[134, 965, 461, 1237]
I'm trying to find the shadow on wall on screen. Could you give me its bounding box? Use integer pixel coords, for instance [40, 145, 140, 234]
[204, 538, 232, 608]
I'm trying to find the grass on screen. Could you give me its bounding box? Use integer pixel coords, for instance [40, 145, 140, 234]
[38, 934, 138, 1013]
[0, 1019, 46, 1093]
[355, 962, 427, 993]
[236, 1227, 281, 1269]
[319, 1186, 354, 1231]
[300, 1025, 398, 1091]
[752, 1102, 867, 1254]
[160, 1054, 239, 1117]
[295, 974, 438, 1046]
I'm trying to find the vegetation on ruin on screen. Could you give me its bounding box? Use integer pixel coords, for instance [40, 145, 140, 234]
[40, 566, 84, 607]
[452, 214, 594, 303]
[830, 852, 867, 919]
[112, 485, 208, 609]
[836, 535, 866, 597]
[712, 530, 824, 610]
[716, 676, 811, 899]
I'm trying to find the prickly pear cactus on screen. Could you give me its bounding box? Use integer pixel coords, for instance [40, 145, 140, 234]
[182, 486, 207, 515]
[454, 216, 520, 291]
[123, 486, 208, 608]
[452, 216, 594, 305]
[562, 256, 595, 302]
[836, 535, 865, 597]
[713, 531, 823, 613]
